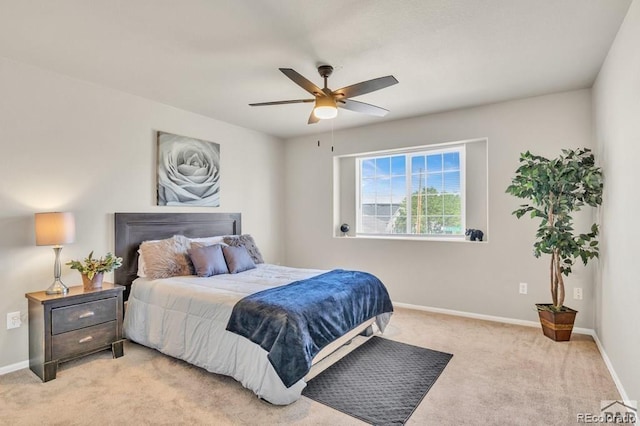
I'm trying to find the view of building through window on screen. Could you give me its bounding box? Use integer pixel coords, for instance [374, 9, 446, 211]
[358, 147, 464, 236]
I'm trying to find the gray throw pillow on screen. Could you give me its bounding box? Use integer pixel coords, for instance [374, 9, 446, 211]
[188, 244, 229, 277]
[222, 245, 257, 274]
[223, 234, 264, 264]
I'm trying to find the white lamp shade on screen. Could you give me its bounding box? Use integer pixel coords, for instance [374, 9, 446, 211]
[35, 212, 76, 246]
[313, 96, 338, 119]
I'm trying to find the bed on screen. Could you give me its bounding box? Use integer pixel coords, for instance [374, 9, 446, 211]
[115, 212, 393, 405]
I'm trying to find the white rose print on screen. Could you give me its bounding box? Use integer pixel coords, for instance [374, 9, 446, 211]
[157, 132, 220, 206]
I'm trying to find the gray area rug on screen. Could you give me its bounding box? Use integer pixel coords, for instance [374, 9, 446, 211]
[302, 336, 453, 425]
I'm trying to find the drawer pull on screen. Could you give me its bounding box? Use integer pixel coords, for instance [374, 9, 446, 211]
[78, 336, 93, 344]
[78, 311, 95, 319]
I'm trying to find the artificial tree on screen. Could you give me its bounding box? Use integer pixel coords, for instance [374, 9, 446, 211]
[506, 148, 603, 323]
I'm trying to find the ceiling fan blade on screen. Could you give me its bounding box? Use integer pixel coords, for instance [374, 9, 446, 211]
[338, 99, 389, 117]
[307, 110, 320, 124]
[279, 68, 326, 97]
[249, 99, 314, 107]
[333, 75, 398, 99]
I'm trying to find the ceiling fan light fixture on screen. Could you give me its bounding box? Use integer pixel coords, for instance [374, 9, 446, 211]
[313, 96, 338, 119]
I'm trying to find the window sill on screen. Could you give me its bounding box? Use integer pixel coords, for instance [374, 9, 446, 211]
[334, 234, 487, 243]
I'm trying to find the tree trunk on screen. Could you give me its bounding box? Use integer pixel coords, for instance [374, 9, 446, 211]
[555, 249, 565, 309]
[550, 249, 565, 310]
[550, 254, 558, 307]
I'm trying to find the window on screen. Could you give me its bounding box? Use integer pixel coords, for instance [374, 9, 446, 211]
[334, 138, 486, 241]
[357, 146, 465, 237]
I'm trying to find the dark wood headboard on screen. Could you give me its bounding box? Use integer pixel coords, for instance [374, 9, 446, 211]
[114, 212, 241, 300]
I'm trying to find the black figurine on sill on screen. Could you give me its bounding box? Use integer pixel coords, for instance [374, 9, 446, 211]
[465, 228, 484, 241]
[340, 223, 350, 237]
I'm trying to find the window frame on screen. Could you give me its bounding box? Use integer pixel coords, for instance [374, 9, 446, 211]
[355, 144, 466, 240]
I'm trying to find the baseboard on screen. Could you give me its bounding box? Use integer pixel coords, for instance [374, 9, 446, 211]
[393, 301, 630, 401]
[590, 332, 630, 402]
[0, 360, 28, 376]
[392, 301, 594, 335]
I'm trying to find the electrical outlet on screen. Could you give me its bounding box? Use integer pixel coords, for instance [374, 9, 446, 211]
[519, 282, 528, 294]
[573, 288, 583, 300]
[7, 311, 21, 329]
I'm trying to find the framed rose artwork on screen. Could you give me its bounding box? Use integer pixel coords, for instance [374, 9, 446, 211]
[156, 131, 220, 206]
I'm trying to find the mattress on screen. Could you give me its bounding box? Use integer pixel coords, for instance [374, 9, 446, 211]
[123, 263, 339, 404]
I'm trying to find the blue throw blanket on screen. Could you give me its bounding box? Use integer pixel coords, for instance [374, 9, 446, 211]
[225, 269, 393, 387]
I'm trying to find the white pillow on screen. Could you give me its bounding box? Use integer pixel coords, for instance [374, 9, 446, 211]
[188, 235, 226, 245]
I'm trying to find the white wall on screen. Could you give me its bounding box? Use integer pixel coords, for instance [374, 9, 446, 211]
[593, 0, 640, 401]
[284, 89, 596, 327]
[0, 57, 285, 369]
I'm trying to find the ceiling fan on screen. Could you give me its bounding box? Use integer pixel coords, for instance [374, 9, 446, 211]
[249, 65, 398, 124]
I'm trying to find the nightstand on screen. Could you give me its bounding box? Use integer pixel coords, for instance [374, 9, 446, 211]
[25, 282, 125, 382]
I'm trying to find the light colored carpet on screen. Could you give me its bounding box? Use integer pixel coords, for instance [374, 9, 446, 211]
[0, 307, 621, 425]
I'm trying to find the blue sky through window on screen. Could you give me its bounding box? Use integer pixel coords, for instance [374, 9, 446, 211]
[375, 157, 390, 177]
[362, 159, 376, 178]
[427, 154, 442, 172]
[443, 152, 459, 170]
[443, 171, 461, 193]
[391, 156, 405, 176]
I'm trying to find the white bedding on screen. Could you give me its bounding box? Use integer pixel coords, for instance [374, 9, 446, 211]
[123, 263, 328, 405]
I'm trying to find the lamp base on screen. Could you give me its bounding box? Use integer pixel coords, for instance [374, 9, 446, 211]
[45, 279, 69, 295]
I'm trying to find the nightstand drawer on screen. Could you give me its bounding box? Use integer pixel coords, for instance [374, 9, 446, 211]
[51, 297, 117, 334]
[51, 320, 117, 360]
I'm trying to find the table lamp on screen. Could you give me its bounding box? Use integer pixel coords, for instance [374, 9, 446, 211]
[35, 212, 76, 295]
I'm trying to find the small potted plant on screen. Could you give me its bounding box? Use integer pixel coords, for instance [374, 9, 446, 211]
[506, 148, 603, 341]
[67, 251, 123, 291]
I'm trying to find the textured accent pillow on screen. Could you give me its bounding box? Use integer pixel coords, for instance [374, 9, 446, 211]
[222, 245, 257, 274]
[139, 235, 193, 279]
[188, 244, 229, 277]
[223, 234, 264, 264]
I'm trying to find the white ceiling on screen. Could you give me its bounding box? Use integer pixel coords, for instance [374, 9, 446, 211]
[0, 1, 631, 139]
